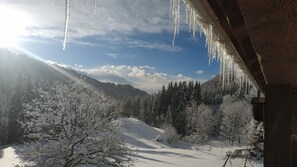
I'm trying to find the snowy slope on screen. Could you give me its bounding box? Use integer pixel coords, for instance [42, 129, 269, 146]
[0, 146, 22, 167]
[0, 118, 263, 167]
[117, 118, 263, 167]
[117, 118, 168, 149]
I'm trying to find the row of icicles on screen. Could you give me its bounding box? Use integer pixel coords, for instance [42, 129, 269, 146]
[170, 0, 254, 92]
[62, 0, 254, 93]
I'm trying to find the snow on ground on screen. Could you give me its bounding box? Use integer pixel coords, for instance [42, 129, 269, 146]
[0, 118, 263, 167]
[0, 146, 22, 167]
[118, 118, 263, 167]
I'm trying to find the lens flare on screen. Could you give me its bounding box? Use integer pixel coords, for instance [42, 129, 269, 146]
[0, 5, 31, 48]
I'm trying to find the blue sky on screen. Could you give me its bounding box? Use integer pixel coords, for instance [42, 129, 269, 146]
[3, 0, 219, 93]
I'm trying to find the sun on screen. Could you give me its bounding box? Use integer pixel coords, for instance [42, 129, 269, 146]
[0, 5, 31, 48]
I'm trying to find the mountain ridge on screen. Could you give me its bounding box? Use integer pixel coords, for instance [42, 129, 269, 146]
[0, 49, 148, 99]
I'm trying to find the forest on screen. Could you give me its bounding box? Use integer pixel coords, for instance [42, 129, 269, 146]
[120, 78, 263, 146]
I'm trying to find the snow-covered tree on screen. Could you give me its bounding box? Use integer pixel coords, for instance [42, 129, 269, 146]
[213, 95, 235, 136]
[248, 120, 264, 145]
[220, 100, 252, 145]
[121, 98, 133, 118]
[139, 96, 154, 125]
[185, 102, 214, 143]
[164, 125, 180, 144]
[7, 74, 37, 144]
[248, 119, 264, 157]
[21, 81, 133, 167]
[0, 88, 11, 144]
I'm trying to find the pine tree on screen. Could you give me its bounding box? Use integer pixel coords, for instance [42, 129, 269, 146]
[164, 105, 173, 125]
[131, 96, 140, 118]
[186, 81, 194, 103]
[0, 87, 11, 144]
[248, 119, 264, 157]
[152, 94, 161, 127]
[159, 85, 168, 120]
[193, 81, 202, 105]
[121, 98, 133, 118]
[172, 81, 188, 135]
[7, 74, 37, 144]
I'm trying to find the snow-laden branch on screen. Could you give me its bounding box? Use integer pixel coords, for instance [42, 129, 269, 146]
[21, 81, 133, 167]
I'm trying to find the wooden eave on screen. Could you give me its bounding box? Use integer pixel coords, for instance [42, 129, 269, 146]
[188, 0, 297, 93]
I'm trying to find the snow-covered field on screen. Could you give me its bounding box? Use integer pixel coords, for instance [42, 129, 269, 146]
[0, 118, 263, 167]
[0, 146, 22, 167]
[119, 118, 263, 167]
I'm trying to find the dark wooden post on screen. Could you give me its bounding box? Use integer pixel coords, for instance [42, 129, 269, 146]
[292, 88, 297, 167]
[264, 85, 296, 167]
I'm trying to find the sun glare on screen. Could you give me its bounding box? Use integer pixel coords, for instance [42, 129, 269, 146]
[0, 5, 31, 48]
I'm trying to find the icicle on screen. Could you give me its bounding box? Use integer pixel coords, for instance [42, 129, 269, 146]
[170, 0, 256, 91]
[172, 33, 176, 46]
[171, 0, 181, 46]
[185, 4, 188, 24]
[170, 0, 173, 18]
[93, 0, 97, 14]
[192, 11, 196, 38]
[63, 0, 71, 50]
[177, 0, 180, 33]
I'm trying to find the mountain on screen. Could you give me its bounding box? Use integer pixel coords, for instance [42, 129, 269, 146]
[57, 66, 148, 99]
[0, 49, 147, 99]
[0, 49, 66, 86]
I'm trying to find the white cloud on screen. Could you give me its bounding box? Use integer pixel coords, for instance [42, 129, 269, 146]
[46, 60, 78, 70]
[68, 39, 105, 48]
[107, 53, 119, 58]
[6, 0, 176, 39]
[70, 36, 183, 52]
[195, 70, 205, 75]
[176, 74, 194, 81]
[2, 0, 188, 52]
[81, 65, 206, 93]
[47, 61, 205, 93]
[74, 64, 83, 68]
[106, 53, 138, 59]
[126, 39, 182, 52]
[82, 65, 171, 93]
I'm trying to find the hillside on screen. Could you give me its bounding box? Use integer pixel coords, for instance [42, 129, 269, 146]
[58, 67, 147, 99]
[0, 49, 148, 145]
[0, 49, 147, 99]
